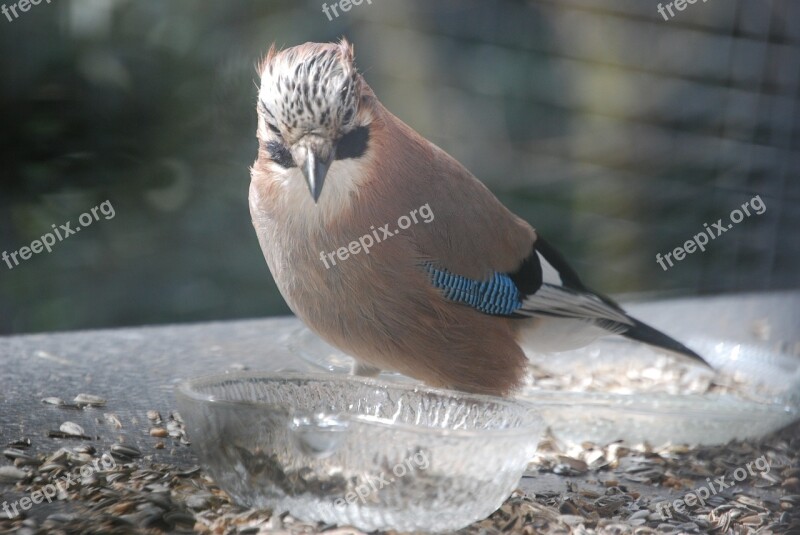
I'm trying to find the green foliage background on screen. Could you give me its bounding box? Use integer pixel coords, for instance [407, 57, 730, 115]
[1, 0, 797, 334]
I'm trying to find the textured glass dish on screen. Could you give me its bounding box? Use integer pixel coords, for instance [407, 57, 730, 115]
[176, 372, 543, 532]
[518, 335, 800, 446]
[288, 328, 800, 446]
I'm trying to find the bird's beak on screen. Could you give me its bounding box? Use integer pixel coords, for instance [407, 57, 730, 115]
[293, 138, 335, 203]
[303, 148, 332, 203]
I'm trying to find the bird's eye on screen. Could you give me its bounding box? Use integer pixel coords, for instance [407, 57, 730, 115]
[267, 122, 281, 136]
[342, 109, 354, 124]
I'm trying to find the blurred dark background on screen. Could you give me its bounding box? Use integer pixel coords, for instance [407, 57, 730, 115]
[1, 0, 798, 335]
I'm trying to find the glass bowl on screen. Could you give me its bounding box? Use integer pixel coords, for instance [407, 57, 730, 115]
[175, 372, 544, 532]
[287, 327, 800, 446]
[517, 335, 800, 446]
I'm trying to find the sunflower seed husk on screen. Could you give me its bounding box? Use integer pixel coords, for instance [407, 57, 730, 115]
[3, 448, 33, 461]
[0, 465, 27, 483]
[74, 444, 96, 455]
[103, 413, 123, 429]
[781, 477, 800, 490]
[47, 430, 90, 440]
[59, 422, 85, 436]
[7, 438, 31, 448]
[14, 456, 42, 468]
[110, 444, 142, 459]
[74, 394, 107, 408]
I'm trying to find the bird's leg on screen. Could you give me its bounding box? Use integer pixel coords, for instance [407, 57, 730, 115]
[352, 361, 382, 377]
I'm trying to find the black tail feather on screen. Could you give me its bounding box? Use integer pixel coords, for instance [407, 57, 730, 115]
[621, 318, 711, 367]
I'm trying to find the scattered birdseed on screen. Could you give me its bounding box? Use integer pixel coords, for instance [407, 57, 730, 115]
[1, 398, 796, 535]
[522, 353, 783, 405]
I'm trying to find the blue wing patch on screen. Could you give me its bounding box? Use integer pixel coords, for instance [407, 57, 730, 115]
[423, 263, 522, 315]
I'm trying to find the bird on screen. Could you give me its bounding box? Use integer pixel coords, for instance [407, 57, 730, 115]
[249, 39, 709, 397]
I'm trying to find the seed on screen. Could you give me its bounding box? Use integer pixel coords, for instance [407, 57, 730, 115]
[149, 427, 168, 438]
[108, 500, 135, 515]
[6, 438, 31, 448]
[782, 467, 800, 479]
[144, 492, 173, 510]
[105, 472, 128, 484]
[44, 449, 69, 464]
[154, 441, 165, 450]
[48, 430, 89, 440]
[38, 463, 67, 473]
[185, 494, 211, 509]
[103, 413, 123, 429]
[0, 465, 27, 483]
[165, 420, 182, 438]
[14, 457, 41, 468]
[74, 444, 96, 455]
[3, 448, 31, 461]
[74, 394, 107, 408]
[68, 452, 93, 464]
[42, 397, 65, 406]
[780, 495, 800, 510]
[781, 477, 800, 491]
[556, 455, 588, 473]
[59, 422, 85, 436]
[5, 448, 39, 466]
[740, 514, 763, 525]
[164, 510, 196, 527]
[111, 444, 142, 459]
[146, 410, 161, 421]
[558, 500, 580, 515]
[175, 466, 200, 477]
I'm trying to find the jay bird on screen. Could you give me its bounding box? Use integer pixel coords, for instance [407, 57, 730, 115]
[249, 40, 708, 396]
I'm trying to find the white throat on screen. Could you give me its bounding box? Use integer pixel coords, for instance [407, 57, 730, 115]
[268, 156, 369, 228]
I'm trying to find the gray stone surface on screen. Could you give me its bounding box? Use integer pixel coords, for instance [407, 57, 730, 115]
[1, 292, 797, 527]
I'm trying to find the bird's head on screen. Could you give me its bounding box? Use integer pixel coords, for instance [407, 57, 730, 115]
[257, 40, 369, 203]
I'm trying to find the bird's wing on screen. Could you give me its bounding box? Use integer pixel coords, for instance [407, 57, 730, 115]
[422, 237, 632, 330]
[378, 114, 706, 364]
[400, 136, 631, 327]
[511, 238, 633, 329]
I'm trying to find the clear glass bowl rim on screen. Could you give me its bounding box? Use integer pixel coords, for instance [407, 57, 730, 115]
[176, 371, 543, 438]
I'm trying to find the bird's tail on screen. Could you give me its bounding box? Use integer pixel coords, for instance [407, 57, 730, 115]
[620, 317, 710, 367]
